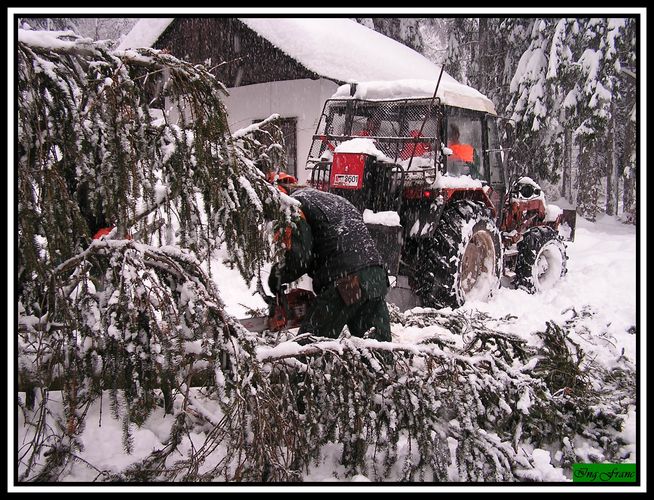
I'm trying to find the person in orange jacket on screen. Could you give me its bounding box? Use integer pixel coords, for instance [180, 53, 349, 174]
[447, 123, 480, 178]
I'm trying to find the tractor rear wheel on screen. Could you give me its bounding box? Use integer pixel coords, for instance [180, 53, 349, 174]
[412, 200, 502, 309]
[515, 226, 568, 293]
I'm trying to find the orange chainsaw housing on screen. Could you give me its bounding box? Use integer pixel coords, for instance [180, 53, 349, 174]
[268, 288, 316, 331]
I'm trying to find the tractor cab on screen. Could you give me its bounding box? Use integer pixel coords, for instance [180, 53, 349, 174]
[306, 96, 439, 213]
[305, 91, 509, 221]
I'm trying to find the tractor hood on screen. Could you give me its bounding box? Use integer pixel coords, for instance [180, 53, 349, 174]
[332, 79, 497, 115]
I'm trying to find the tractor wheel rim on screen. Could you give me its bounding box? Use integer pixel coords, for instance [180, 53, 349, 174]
[460, 231, 495, 296]
[533, 243, 564, 290]
[535, 254, 550, 278]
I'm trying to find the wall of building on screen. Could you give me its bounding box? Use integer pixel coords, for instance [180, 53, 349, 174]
[155, 18, 318, 88]
[223, 78, 338, 184]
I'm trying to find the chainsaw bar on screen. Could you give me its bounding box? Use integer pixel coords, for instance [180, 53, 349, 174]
[237, 315, 270, 333]
[237, 288, 315, 333]
[237, 315, 306, 333]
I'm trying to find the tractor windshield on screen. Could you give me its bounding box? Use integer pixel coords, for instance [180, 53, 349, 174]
[306, 98, 507, 191]
[445, 107, 484, 180]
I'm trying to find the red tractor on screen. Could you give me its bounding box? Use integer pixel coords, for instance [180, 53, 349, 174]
[304, 81, 576, 310]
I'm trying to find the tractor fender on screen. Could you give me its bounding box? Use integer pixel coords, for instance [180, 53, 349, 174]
[406, 188, 495, 240]
[441, 187, 497, 218]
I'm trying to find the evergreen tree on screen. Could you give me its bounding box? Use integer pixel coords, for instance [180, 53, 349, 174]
[505, 19, 563, 183]
[567, 18, 626, 221]
[352, 17, 424, 53]
[442, 18, 479, 85]
[417, 18, 449, 65]
[430, 16, 637, 221]
[612, 19, 637, 222]
[16, 29, 293, 479]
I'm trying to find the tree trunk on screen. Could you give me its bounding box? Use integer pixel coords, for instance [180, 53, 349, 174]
[605, 132, 614, 216]
[474, 18, 488, 91]
[563, 128, 573, 205]
[622, 175, 634, 223]
[576, 139, 600, 222]
[621, 103, 636, 223]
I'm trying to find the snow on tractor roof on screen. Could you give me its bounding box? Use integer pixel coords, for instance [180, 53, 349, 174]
[332, 79, 497, 115]
[334, 138, 393, 163]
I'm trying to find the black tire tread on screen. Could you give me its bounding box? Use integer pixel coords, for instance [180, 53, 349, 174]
[411, 200, 502, 308]
[515, 226, 568, 293]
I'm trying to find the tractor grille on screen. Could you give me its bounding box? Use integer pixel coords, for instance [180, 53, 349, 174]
[306, 98, 441, 166]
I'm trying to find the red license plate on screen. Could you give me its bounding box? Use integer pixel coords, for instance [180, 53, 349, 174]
[329, 153, 367, 190]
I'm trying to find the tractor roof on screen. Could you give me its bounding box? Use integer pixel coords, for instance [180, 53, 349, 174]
[332, 79, 497, 115]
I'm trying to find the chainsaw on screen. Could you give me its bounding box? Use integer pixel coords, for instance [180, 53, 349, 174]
[238, 287, 316, 333]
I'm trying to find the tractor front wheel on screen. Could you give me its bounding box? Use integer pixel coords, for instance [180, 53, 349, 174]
[515, 226, 568, 293]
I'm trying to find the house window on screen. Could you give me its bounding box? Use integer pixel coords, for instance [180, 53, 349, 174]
[253, 117, 297, 177]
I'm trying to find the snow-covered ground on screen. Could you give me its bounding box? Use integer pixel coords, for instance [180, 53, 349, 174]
[15, 214, 640, 489]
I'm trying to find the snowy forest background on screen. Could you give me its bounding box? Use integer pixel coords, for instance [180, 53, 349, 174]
[14, 13, 641, 488]
[18, 15, 639, 224]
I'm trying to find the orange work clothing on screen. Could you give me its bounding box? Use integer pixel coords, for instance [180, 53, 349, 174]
[449, 143, 474, 162]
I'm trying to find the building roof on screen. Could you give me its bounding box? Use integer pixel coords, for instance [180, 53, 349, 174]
[117, 18, 175, 51]
[117, 17, 496, 114]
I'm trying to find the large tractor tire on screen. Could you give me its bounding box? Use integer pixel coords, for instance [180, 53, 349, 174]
[412, 200, 503, 309]
[515, 226, 568, 293]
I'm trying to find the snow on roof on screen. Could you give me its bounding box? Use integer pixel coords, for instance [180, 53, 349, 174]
[239, 19, 439, 81]
[332, 79, 497, 115]
[117, 17, 495, 114]
[116, 18, 174, 51]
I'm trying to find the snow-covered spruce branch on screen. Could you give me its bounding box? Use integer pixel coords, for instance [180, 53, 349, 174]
[109, 311, 631, 483]
[232, 113, 281, 139]
[17, 31, 291, 301]
[16, 230, 259, 481]
[18, 305, 635, 482]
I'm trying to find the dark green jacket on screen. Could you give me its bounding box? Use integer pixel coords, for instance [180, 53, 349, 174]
[270, 188, 385, 295]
